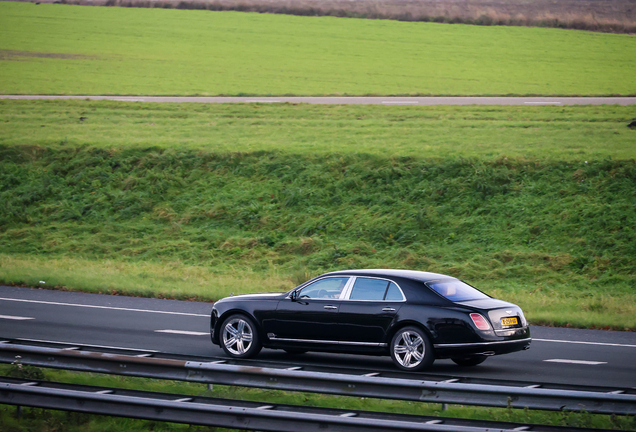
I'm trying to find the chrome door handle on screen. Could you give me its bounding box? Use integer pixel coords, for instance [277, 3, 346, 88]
[324, 305, 338, 310]
[382, 307, 396, 312]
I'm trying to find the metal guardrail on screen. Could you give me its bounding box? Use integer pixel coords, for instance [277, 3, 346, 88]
[7, 336, 632, 395]
[0, 381, 480, 432]
[1, 342, 635, 415]
[1, 377, 605, 432]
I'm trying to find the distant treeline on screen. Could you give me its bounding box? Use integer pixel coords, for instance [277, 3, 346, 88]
[39, 0, 636, 34]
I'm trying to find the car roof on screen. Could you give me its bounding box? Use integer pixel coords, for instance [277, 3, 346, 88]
[323, 269, 455, 283]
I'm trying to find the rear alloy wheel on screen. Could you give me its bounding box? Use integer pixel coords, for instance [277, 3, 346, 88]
[451, 355, 488, 367]
[390, 326, 434, 371]
[220, 314, 262, 359]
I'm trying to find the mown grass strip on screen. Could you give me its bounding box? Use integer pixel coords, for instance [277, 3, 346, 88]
[2, 100, 635, 160]
[1, 2, 635, 96]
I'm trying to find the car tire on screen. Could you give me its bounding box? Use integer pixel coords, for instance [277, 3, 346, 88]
[390, 326, 434, 371]
[451, 355, 488, 367]
[220, 314, 262, 359]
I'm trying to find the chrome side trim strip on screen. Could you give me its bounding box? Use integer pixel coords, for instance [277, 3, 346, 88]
[495, 329, 524, 337]
[341, 341, 388, 347]
[269, 337, 386, 347]
[433, 338, 532, 349]
[271, 337, 338, 345]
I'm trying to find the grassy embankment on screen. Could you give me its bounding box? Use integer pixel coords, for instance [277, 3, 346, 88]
[2, 100, 635, 330]
[1, 2, 636, 96]
[1, 364, 634, 431]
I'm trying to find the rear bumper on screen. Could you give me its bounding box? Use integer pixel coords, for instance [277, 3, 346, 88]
[433, 337, 532, 359]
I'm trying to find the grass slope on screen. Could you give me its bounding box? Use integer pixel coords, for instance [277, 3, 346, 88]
[1, 2, 635, 96]
[1, 100, 635, 330]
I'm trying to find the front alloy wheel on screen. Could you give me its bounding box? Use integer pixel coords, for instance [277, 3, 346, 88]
[390, 326, 434, 371]
[220, 314, 262, 359]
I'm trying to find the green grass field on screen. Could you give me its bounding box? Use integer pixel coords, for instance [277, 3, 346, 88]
[1, 2, 635, 96]
[2, 3, 636, 430]
[2, 100, 635, 330]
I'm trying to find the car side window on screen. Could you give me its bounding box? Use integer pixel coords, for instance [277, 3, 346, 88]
[297, 277, 349, 299]
[349, 278, 388, 300]
[384, 282, 404, 301]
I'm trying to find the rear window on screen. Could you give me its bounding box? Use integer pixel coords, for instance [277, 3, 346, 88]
[427, 280, 489, 302]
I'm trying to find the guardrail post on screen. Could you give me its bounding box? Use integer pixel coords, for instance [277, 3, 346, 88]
[15, 405, 22, 419]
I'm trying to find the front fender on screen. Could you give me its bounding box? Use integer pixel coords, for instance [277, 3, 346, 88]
[210, 300, 280, 346]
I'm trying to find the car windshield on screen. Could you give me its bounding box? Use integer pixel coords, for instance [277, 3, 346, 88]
[427, 280, 489, 302]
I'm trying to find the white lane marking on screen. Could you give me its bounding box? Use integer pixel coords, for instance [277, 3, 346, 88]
[4, 338, 159, 353]
[246, 100, 281, 103]
[524, 102, 562, 105]
[382, 101, 419, 105]
[111, 98, 145, 102]
[534, 338, 636, 348]
[544, 359, 607, 365]
[0, 315, 34, 320]
[155, 329, 209, 336]
[0, 297, 209, 317]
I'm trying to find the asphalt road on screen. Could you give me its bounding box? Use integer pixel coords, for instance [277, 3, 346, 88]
[1, 285, 635, 389]
[2, 95, 636, 105]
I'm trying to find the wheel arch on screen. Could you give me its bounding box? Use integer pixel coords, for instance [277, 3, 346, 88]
[215, 308, 261, 343]
[386, 320, 435, 351]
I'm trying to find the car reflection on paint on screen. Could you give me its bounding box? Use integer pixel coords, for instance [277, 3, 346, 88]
[210, 269, 531, 371]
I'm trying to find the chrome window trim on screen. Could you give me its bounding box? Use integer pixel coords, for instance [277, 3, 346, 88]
[339, 276, 356, 300]
[341, 276, 406, 302]
[286, 276, 353, 301]
[269, 336, 386, 347]
[433, 338, 532, 349]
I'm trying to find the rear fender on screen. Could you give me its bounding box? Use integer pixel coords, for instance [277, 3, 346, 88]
[386, 320, 435, 349]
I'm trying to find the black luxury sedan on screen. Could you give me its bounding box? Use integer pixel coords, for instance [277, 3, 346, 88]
[210, 269, 531, 371]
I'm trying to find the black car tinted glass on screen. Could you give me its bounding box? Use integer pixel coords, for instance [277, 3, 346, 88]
[428, 280, 489, 302]
[350, 278, 390, 300]
[384, 283, 404, 301]
[299, 277, 349, 299]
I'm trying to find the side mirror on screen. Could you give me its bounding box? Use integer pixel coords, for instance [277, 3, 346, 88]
[290, 290, 298, 301]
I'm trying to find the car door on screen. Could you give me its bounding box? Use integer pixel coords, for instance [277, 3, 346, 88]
[337, 277, 405, 345]
[268, 276, 351, 344]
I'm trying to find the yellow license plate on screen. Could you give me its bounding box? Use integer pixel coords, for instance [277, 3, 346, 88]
[501, 317, 518, 326]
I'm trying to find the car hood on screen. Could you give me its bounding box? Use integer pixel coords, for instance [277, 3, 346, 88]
[217, 293, 285, 302]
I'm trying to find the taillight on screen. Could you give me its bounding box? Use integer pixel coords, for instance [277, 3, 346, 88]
[470, 313, 491, 330]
